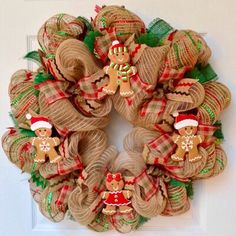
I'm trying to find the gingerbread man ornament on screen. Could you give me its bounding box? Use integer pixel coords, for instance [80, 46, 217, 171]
[26, 114, 62, 163]
[102, 40, 137, 97]
[171, 113, 204, 162]
[101, 173, 133, 215]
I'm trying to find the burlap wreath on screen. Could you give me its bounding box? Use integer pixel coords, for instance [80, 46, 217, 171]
[1, 5, 231, 233]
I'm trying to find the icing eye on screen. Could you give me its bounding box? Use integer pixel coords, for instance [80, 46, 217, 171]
[185, 127, 187, 130]
[122, 53, 124, 55]
[44, 129, 46, 132]
[191, 127, 193, 130]
[116, 53, 119, 56]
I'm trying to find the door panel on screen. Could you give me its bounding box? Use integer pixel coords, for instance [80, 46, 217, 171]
[0, 0, 235, 236]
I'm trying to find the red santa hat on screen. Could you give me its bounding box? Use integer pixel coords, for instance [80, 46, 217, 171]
[173, 112, 198, 130]
[26, 114, 52, 131]
[109, 40, 127, 55]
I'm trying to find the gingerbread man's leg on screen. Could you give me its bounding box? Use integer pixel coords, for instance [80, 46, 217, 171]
[120, 79, 134, 97]
[188, 147, 202, 162]
[102, 205, 116, 215]
[103, 71, 119, 95]
[171, 147, 185, 161]
[48, 148, 62, 163]
[34, 150, 46, 163]
[119, 205, 133, 214]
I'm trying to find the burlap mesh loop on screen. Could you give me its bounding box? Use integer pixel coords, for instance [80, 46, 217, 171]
[93, 5, 146, 42]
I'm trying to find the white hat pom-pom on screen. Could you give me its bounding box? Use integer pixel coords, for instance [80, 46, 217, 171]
[112, 40, 120, 46]
[172, 111, 179, 117]
[26, 113, 32, 120]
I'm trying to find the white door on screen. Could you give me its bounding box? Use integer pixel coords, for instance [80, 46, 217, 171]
[0, 0, 235, 236]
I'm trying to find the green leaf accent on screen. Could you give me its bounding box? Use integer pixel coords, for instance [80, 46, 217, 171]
[186, 64, 218, 84]
[136, 33, 160, 47]
[24, 51, 41, 64]
[34, 72, 54, 85]
[77, 16, 93, 31]
[213, 121, 224, 140]
[169, 179, 194, 199]
[9, 112, 18, 127]
[169, 178, 186, 187]
[19, 128, 36, 137]
[55, 31, 72, 37]
[83, 31, 102, 53]
[31, 171, 48, 189]
[136, 216, 149, 229]
[186, 182, 194, 199]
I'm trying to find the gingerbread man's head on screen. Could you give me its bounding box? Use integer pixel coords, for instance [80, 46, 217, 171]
[26, 114, 53, 137]
[108, 40, 130, 64]
[174, 113, 199, 136]
[105, 173, 124, 191]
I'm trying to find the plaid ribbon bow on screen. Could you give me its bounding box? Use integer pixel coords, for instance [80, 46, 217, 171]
[94, 27, 117, 64]
[198, 124, 218, 148]
[125, 169, 158, 201]
[159, 65, 191, 82]
[130, 74, 154, 94]
[144, 123, 219, 171]
[143, 133, 176, 166]
[139, 96, 166, 117]
[55, 185, 74, 206]
[77, 71, 108, 100]
[35, 80, 70, 105]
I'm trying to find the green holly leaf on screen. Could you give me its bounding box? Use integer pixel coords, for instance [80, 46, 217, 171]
[24, 51, 41, 64]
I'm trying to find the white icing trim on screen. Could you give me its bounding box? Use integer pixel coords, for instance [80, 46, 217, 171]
[31, 137, 36, 145]
[31, 121, 52, 131]
[174, 119, 198, 130]
[102, 88, 116, 94]
[189, 156, 202, 162]
[102, 192, 106, 199]
[120, 208, 132, 213]
[120, 91, 134, 96]
[50, 155, 62, 163]
[171, 155, 184, 161]
[104, 201, 131, 206]
[52, 138, 57, 145]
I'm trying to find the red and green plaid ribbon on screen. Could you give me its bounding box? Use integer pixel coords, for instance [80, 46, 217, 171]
[198, 124, 218, 148]
[159, 66, 191, 82]
[77, 75, 108, 100]
[125, 169, 158, 201]
[94, 27, 117, 64]
[55, 185, 74, 206]
[135, 169, 157, 201]
[147, 133, 176, 164]
[139, 97, 166, 117]
[130, 74, 154, 94]
[35, 80, 70, 104]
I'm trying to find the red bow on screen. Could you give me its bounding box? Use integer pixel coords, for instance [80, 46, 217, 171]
[106, 173, 122, 182]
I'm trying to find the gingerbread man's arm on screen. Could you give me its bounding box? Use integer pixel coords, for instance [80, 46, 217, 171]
[171, 134, 181, 145]
[52, 137, 60, 147]
[103, 66, 110, 75]
[123, 190, 132, 199]
[193, 135, 204, 145]
[101, 191, 109, 200]
[29, 137, 39, 146]
[130, 66, 137, 76]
